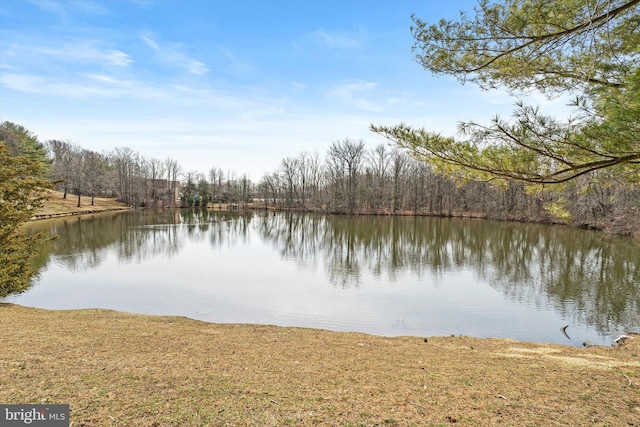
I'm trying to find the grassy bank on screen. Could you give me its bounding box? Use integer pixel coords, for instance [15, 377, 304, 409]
[0, 304, 638, 426]
[32, 190, 129, 220]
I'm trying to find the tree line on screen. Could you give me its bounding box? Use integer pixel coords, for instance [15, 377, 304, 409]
[3, 120, 638, 237]
[258, 139, 640, 237]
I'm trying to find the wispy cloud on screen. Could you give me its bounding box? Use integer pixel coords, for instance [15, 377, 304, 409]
[1, 73, 112, 98]
[25, 0, 65, 14]
[291, 82, 307, 91]
[463, 84, 576, 119]
[327, 81, 382, 112]
[2, 40, 133, 67]
[125, 0, 153, 8]
[83, 73, 133, 86]
[41, 42, 133, 66]
[1, 68, 290, 124]
[0, 72, 164, 99]
[141, 32, 209, 76]
[310, 27, 364, 49]
[140, 33, 159, 51]
[26, 0, 109, 17]
[68, 0, 109, 15]
[217, 46, 255, 76]
[387, 90, 413, 105]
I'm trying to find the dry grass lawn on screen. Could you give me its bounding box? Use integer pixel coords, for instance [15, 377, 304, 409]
[0, 303, 638, 426]
[33, 190, 129, 219]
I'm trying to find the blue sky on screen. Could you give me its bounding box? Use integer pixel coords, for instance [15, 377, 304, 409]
[0, 0, 571, 180]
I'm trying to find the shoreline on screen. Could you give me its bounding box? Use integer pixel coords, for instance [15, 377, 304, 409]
[34, 191, 640, 240]
[30, 207, 130, 221]
[31, 190, 130, 222]
[1, 303, 638, 426]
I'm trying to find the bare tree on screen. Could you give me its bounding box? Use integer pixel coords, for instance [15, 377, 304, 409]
[149, 157, 165, 208]
[208, 167, 220, 207]
[240, 174, 251, 208]
[258, 172, 281, 208]
[390, 148, 408, 213]
[327, 139, 366, 213]
[164, 157, 181, 207]
[47, 139, 73, 198]
[83, 150, 107, 206]
[306, 151, 324, 209]
[216, 168, 224, 205]
[68, 144, 86, 207]
[367, 144, 391, 213]
[111, 147, 135, 205]
[280, 157, 299, 208]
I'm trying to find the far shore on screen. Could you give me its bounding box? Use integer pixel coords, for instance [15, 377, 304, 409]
[31, 189, 130, 221]
[36, 190, 640, 240]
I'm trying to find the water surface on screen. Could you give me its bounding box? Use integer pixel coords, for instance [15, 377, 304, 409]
[8, 210, 640, 346]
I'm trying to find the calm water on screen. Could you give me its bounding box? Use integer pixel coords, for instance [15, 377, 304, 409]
[7, 210, 640, 346]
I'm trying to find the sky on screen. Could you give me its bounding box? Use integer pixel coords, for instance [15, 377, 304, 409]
[0, 0, 573, 180]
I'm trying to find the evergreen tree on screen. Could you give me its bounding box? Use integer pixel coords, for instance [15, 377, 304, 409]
[0, 144, 51, 297]
[372, 0, 640, 185]
[0, 121, 50, 177]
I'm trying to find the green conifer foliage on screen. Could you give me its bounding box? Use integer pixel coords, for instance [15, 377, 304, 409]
[0, 144, 51, 297]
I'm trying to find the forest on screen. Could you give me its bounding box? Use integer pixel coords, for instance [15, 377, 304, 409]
[2, 120, 639, 238]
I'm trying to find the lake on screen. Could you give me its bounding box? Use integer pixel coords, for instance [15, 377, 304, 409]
[7, 209, 640, 346]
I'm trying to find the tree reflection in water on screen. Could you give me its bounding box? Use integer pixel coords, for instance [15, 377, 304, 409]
[25, 210, 640, 339]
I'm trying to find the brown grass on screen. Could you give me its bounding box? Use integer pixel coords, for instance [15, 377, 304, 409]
[1, 304, 638, 426]
[32, 190, 129, 220]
